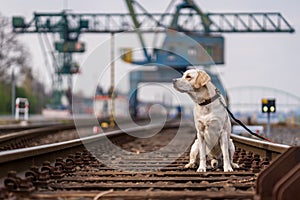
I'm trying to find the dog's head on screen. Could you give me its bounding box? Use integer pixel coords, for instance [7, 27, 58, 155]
[173, 69, 211, 93]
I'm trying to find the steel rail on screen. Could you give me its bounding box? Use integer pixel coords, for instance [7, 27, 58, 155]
[0, 122, 65, 133]
[0, 121, 184, 177]
[231, 134, 290, 160]
[0, 117, 165, 150]
[0, 124, 75, 144]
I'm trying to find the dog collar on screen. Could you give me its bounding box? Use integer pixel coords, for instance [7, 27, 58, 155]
[198, 93, 220, 106]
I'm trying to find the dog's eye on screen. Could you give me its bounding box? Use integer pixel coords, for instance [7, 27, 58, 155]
[186, 75, 192, 79]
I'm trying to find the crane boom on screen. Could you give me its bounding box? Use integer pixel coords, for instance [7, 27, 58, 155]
[13, 12, 294, 34]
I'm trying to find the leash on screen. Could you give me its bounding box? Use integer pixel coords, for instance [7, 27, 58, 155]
[215, 90, 273, 142]
[224, 105, 273, 142]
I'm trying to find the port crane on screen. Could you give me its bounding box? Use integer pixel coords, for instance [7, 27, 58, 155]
[12, 0, 294, 115]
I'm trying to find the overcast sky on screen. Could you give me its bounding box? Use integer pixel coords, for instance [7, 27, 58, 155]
[2, 0, 300, 107]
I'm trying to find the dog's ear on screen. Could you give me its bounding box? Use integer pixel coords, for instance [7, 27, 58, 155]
[194, 70, 211, 89]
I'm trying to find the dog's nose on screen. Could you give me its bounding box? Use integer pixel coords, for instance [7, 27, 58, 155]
[172, 79, 177, 83]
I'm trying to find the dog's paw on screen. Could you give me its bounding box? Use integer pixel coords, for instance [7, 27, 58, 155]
[184, 163, 196, 169]
[211, 159, 218, 169]
[224, 166, 233, 172]
[196, 166, 206, 172]
[231, 162, 239, 169]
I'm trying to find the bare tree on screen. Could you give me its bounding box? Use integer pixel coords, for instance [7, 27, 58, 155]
[0, 12, 30, 82]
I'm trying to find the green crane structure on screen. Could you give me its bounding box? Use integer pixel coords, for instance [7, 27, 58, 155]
[11, 0, 294, 113]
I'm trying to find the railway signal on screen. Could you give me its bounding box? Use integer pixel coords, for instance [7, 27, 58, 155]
[262, 98, 276, 113]
[262, 98, 276, 138]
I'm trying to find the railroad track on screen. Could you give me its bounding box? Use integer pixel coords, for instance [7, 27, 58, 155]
[0, 121, 67, 135]
[0, 118, 151, 151]
[0, 120, 296, 200]
[0, 124, 76, 151]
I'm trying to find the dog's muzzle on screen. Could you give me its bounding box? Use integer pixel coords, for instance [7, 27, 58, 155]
[172, 78, 184, 92]
[172, 79, 179, 87]
[172, 78, 179, 84]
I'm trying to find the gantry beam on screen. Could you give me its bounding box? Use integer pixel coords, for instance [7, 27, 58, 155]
[13, 12, 295, 34]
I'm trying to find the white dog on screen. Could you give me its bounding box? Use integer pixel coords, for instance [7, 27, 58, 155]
[173, 69, 239, 172]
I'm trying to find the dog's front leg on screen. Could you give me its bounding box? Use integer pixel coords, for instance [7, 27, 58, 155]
[229, 139, 239, 169]
[196, 130, 206, 172]
[220, 132, 233, 172]
[185, 139, 198, 169]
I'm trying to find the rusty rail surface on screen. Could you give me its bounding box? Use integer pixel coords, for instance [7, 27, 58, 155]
[0, 121, 295, 200]
[0, 117, 153, 151]
[0, 122, 66, 134]
[0, 124, 76, 151]
[231, 134, 290, 160]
